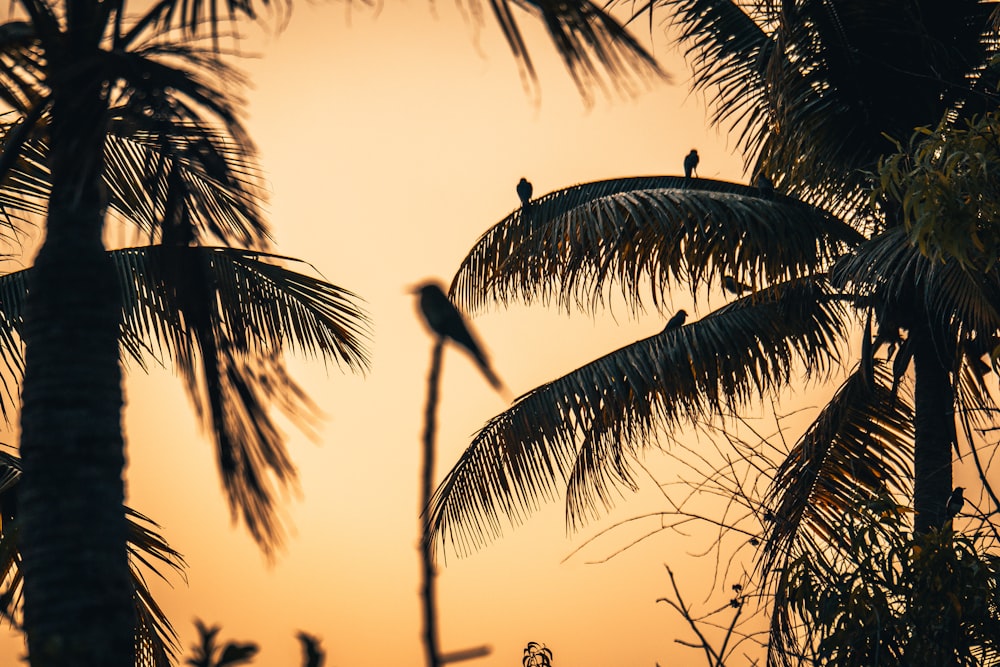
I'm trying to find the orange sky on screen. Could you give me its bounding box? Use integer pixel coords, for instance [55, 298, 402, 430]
[0, 3, 816, 665]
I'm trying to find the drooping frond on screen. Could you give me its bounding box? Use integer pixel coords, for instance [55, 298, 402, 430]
[429, 277, 849, 557]
[116, 244, 371, 555]
[0, 245, 371, 553]
[760, 363, 915, 666]
[834, 226, 1000, 346]
[760, 363, 914, 577]
[104, 40, 268, 248]
[0, 452, 185, 667]
[130, 0, 661, 104]
[478, 0, 664, 103]
[451, 176, 861, 316]
[103, 125, 269, 249]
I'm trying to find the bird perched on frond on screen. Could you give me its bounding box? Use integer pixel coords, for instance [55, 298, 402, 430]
[755, 173, 774, 198]
[516, 177, 533, 208]
[683, 149, 699, 178]
[945, 487, 965, 520]
[413, 281, 505, 392]
[663, 309, 687, 331]
[297, 632, 325, 667]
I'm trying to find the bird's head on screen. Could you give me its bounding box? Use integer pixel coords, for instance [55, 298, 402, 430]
[689, 149, 698, 156]
[409, 281, 446, 298]
[678, 309, 688, 317]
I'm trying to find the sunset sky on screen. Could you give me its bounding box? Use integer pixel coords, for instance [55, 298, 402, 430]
[0, 2, 836, 665]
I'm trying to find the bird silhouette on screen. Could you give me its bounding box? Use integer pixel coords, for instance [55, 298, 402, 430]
[517, 177, 533, 207]
[683, 149, 699, 178]
[663, 309, 687, 331]
[296, 632, 325, 667]
[755, 173, 774, 198]
[413, 281, 504, 391]
[946, 486, 965, 520]
[723, 275, 751, 296]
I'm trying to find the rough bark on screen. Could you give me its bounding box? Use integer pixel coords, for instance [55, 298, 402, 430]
[18, 37, 134, 667]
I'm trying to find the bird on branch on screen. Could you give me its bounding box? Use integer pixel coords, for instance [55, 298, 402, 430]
[945, 487, 965, 520]
[516, 177, 533, 215]
[683, 149, 699, 178]
[663, 309, 687, 331]
[755, 173, 774, 198]
[413, 281, 505, 392]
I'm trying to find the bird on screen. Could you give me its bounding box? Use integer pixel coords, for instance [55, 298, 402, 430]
[663, 309, 687, 331]
[945, 486, 965, 520]
[516, 177, 533, 207]
[296, 632, 325, 667]
[683, 149, 699, 178]
[722, 275, 751, 296]
[413, 281, 504, 391]
[755, 173, 774, 198]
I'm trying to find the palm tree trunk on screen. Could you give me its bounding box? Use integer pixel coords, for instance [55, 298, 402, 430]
[18, 54, 134, 666]
[910, 320, 954, 534]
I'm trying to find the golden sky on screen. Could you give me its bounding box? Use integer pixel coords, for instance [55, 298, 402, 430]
[0, 2, 778, 665]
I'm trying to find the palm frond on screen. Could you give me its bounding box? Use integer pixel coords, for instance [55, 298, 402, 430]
[0, 21, 45, 113]
[451, 176, 862, 316]
[759, 362, 914, 667]
[484, 0, 664, 103]
[0, 453, 185, 667]
[125, 0, 286, 46]
[429, 277, 849, 556]
[760, 363, 914, 577]
[0, 245, 371, 553]
[660, 0, 998, 217]
[103, 41, 267, 248]
[115, 245, 371, 554]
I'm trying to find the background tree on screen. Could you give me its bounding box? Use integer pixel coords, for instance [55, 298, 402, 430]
[426, 1, 1000, 663]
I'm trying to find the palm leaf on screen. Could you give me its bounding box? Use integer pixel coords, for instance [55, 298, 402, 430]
[429, 277, 848, 556]
[660, 0, 998, 217]
[759, 362, 915, 667]
[760, 363, 914, 577]
[129, 0, 660, 103]
[0, 452, 184, 667]
[0, 245, 371, 554]
[117, 245, 371, 554]
[451, 176, 862, 316]
[484, 0, 663, 103]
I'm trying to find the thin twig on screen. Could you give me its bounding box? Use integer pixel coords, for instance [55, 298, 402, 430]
[420, 340, 446, 667]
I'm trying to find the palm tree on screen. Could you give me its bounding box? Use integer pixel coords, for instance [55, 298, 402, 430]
[0, 449, 185, 667]
[0, 2, 659, 665]
[426, 1, 1000, 662]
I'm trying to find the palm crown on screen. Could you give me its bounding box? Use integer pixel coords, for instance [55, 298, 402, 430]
[428, 1, 1000, 661]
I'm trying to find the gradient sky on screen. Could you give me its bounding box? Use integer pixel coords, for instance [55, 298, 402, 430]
[0, 2, 844, 665]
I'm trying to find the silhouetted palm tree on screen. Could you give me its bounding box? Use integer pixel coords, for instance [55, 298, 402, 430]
[427, 2, 1000, 662]
[0, 450, 184, 667]
[0, 2, 659, 665]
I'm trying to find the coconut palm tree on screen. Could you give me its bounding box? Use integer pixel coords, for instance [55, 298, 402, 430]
[0, 449, 185, 667]
[0, 2, 658, 665]
[427, 1, 1000, 662]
